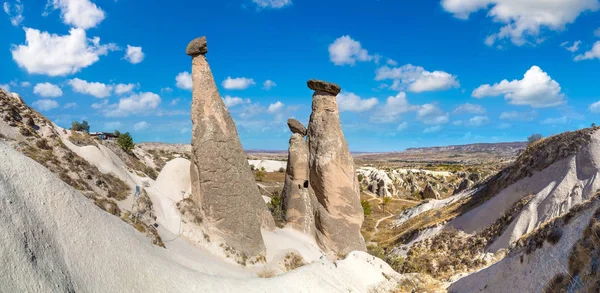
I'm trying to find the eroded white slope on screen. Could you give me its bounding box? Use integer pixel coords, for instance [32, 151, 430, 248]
[449, 130, 600, 252]
[0, 143, 395, 292]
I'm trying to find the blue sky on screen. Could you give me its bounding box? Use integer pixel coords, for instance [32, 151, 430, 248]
[2, 0, 600, 152]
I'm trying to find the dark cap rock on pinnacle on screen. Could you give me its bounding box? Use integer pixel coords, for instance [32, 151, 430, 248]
[287, 118, 307, 136]
[186, 36, 208, 56]
[307, 79, 341, 95]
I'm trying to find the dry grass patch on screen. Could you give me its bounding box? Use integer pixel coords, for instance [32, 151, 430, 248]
[257, 267, 277, 278]
[284, 252, 306, 271]
[68, 131, 97, 147]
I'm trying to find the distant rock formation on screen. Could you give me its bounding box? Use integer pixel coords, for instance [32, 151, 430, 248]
[423, 183, 441, 200]
[454, 178, 474, 195]
[306, 79, 366, 255]
[187, 36, 272, 257]
[281, 119, 315, 234]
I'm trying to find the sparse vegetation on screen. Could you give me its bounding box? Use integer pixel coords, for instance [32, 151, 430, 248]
[69, 131, 97, 147]
[284, 252, 306, 271]
[71, 120, 90, 133]
[254, 167, 266, 182]
[267, 191, 285, 227]
[116, 132, 135, 153]
[362, 200, 372, 216]
[257, 267, 277, 278]
[278, 167, 285, 173]
[527, 133, 543, 145]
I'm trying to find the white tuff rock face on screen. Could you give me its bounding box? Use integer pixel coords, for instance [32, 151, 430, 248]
[357, 167, 397, 197]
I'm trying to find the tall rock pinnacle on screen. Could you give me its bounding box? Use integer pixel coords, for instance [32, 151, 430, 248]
[187, 36, 272, 257]
[306, 79, 366, 255]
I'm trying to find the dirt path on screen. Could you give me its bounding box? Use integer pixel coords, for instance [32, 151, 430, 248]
[374, 212, 395, 233]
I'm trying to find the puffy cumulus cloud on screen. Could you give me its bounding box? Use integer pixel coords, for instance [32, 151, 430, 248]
[175, 72, 192, 90]
[267, 101, 284, 114]
[33, 82, 63, 97]
[589, 101, 600, 113]
[397, 122, 408, 132]
[223, 96, 250, 107]
[124, 45, 144, 64]
[115, 83, 136, 95]
[336, 92, 378, 113]
[222, 77, 255, 90]
[417, 104, 450, 125]
[46, 0, 105, 29]
[574, 41, 600, 61]
[68, 78, 112, 98]
[441, 0, 600, 46]
[63, 102, 77, 109]
[329, 35, 378, 66]
[499, 110, 538, 121]
[4, 0, 24, 26]
[20, 81, 31, 87]
[454, 115, 490, 127]
[32, 99, 59, 111]
[453, 103, 486, 114]
[104, 92, 161, 117]
[375, 64, 459, 93]
[472, 66, 564, 108]
[561, 40, 581, 52]
[263, 80, 276, 90]
[252, 0, 292, 9]
[371, 92, 419, 123]
[11, 28, 117, 76]
[133, 121, 149, 131]
[423, 125, 442, 133]
[541, 116, 569, 125]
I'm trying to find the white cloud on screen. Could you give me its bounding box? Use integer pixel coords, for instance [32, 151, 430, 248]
[105, 92, 161, 117]
[63, 102, 77, 109]
[91, 99, 108, 109]
[32, 99, 59, 111]
[175, 72, 192, 90]
[169, 98, 180, 106]
[417, 104, 450, 125]
[574, 41, 600, 61]
[589, 101, 600, 113]
[441, 0, 600, 46]
[4, 0, 24, 26]
[423, 125, 442, 133]
[68, 78, 112, 98]
[397, 122, 408, 131]
[47, 0, 105, 29]
[472, 66, 564, 108]
[124, 45, 144, 64]
[386, 59, 398, 66]
[133, 121, 149, 131]
[460, 115, 490, 127]
[20, 81, 31, 87]
[114, 83, 135, 95]
[222, 77, 255, 90]
[11, 28, 117, 76]
[329, 35, 377, 66]
[372, 92, 419, 123]
[499, 110, 538, 121]
[33, 82, 63, 97]
[453, 103, 486, 114]
[595, 27, 600, 37]
[336, 92, 378, 112]
[0, 84, 10, 91]
[252, 0, 292, 9]
[263, 80, 276, 90]
[561, 40, 581, 52]
[375, 64, 459, 93]
[267, 101, 284, 114]
[541, 116, 568, 125]
[223, 96, 250, 107]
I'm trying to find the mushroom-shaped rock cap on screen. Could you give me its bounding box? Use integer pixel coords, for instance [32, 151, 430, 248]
[186, 36, 208, 56]
[307, 79, 341, 95]
[287, 118, 307, 136]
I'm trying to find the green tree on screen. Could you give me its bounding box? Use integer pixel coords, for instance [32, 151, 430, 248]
[116, 132, 135, 153]
[114, 130, 121, 137]
[361, 200, 372, 216]
[382, 196, 392, 213]
[71, 120, 90, 132]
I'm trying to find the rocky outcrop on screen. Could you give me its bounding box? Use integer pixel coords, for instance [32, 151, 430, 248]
[423, 183, 441, 200]
[454, 178, 474, 194]
[287, 118, 307, 136]
[187, 36, 272, 257]
[281, 121, 315, 234]
[358, 167, 397, 198]
[307, 79, 366, 255]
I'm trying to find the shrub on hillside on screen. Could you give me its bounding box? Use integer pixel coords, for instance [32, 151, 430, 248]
[267, 191, 285, 227]
[71, 120, 90, 132]
[116, 132, 135, 153]
[361, 200, 372, 216]
[527, 133, 543, 145]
